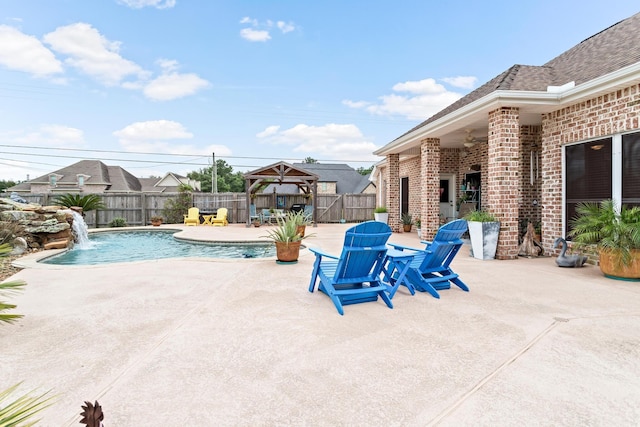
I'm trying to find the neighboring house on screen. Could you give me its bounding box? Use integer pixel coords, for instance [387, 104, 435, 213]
[374, 12, 640, 259]
[9, 160, 201, 194]
[262, 163, 375, 195]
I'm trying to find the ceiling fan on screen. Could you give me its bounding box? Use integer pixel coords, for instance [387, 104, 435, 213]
[463, 129, 488, 148]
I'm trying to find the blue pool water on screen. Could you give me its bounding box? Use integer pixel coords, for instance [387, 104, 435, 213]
[41, 230, 276, 265]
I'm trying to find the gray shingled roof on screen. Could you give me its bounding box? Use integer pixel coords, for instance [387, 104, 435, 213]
[9, 160, 187, 193]
[398, 12, 640, 140]
[261, 163, 372, 194]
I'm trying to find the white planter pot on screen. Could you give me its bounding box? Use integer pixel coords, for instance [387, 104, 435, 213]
[374, 213, 388, 224]
[416, 228, 422, 239]
[468, 221, 500, 260]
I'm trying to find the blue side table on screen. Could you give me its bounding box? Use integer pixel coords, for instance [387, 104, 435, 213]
[382, 248, 416, 299]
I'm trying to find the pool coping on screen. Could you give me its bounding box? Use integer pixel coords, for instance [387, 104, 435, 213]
[12, 225, 311, 269]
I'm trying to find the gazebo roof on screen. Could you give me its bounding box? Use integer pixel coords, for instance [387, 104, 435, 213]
[243, 161, 318, 184]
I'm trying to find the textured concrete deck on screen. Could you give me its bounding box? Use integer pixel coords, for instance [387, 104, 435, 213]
[2, 223, 640, 426]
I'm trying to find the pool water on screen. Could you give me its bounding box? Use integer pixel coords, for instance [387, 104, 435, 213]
[41, 230, 276, 265]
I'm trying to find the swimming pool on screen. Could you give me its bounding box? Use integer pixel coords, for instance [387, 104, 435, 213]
[41, 230, 276, 265]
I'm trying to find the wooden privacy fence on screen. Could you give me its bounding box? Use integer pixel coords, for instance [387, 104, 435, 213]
[18, 193, 377, 227]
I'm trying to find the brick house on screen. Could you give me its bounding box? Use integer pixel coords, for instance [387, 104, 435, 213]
[373, 12, 640, 259]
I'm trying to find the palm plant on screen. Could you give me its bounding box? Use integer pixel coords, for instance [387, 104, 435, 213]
[52, 194, 105, 212]
[0, 243, 26, 325]
[0, 244, 56, 425]
[568, 199, 640, 266]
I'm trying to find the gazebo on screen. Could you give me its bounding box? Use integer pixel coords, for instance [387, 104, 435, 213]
[243, 161, 318, 227]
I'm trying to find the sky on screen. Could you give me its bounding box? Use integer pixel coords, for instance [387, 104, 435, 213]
[1, 1, 639, 182]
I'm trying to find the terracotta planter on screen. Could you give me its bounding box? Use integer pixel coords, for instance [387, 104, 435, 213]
[599, 249, 640, 281]
[403, 224, 412, 232]
[151, 220, 162, 227]
[275, 241, 301, 262]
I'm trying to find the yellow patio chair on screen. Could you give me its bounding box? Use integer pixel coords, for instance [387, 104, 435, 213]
[183, 207, 200, 226]
[211, 207, 228, 226]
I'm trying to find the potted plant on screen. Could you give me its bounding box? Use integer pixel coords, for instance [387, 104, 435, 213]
[568, 199, 640, 280]
[374, 206, 388, 224]
[401, 213, 413, 232]
[262, 214, 313, 263]
[285, 210, 312, 237]
[464, 210, 500, 260]
[415, 217, 422, 239]
[150, 215, 163, 226]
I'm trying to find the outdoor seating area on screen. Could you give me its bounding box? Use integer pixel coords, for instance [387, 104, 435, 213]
[183, 207, 229, 226]
[4, 222, 640, 425]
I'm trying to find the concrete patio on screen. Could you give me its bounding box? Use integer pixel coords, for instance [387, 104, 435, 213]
[2, 223, 640, 426]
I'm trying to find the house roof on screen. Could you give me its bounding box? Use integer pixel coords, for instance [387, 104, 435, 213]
[379, 12, 640, 153]
[8, 160, 199, 193]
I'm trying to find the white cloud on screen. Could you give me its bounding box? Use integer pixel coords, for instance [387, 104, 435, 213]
[441, 76, 477, 89]
[117, 0, 176, 9]
[143, 72, 210, 101]
[240, 28, 271, 42]
[0, 25, 63, 77]
[344, 77, 473, 121]
[113, 120, 233, 157]
[256, 123, 380, 161]
[43, 22, 147, 86]
[239, 17, 258, 26]
[277, 21, 295, 33]
[113, 120, 193, 141]
[256, 125, 280, 138]
[12, 124, 85, 146]
[239, 16, 296, 42]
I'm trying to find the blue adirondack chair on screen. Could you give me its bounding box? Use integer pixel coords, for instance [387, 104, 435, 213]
[388, 219, 469, 298]
[308, 221, 393, 315]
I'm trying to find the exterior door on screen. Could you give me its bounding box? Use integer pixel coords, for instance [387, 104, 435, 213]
[439, 174, 456, 222]
[401, 177, 409, 216]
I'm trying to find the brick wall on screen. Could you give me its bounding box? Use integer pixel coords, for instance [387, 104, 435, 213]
[399, 156, 421, 222]
[541, 83, 640, 251]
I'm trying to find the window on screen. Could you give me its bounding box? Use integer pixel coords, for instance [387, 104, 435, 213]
[49, 175, 57, 186]
[622, 132, 640, 207]
[565, 138, 612, 233]
[565, 131, 640, 233]
[78, 175, 85, 186]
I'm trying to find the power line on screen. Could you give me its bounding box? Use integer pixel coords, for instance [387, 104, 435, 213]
[0, 144, 379, 164]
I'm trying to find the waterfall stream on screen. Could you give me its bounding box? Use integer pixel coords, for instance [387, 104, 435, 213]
[68, 210, 92, 248]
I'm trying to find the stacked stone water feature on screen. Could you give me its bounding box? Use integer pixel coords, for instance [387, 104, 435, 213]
[0, 197, 82, 250]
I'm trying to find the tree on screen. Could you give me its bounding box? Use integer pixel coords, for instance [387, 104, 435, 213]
[162, 184, 193, 223]
[356, 165, 374, 176]
[302, 157, 318, 164]
[0, 180, 17, 193]
[187, 160, 245, 193]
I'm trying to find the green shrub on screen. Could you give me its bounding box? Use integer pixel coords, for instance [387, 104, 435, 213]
[108, 217, 128, 228]
[162, 184, 193, 223]
[464, 210, 497, 222]
[374, 206, 388, 213]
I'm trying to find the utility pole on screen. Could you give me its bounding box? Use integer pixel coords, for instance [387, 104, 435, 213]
[212, 152, 218, 193]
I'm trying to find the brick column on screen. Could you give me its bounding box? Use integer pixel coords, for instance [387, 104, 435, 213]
[540, 115, 563, 253]
[386, 153, 401, 232]
[420, 138, 440, 240]
[487, 107, 520, 259]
